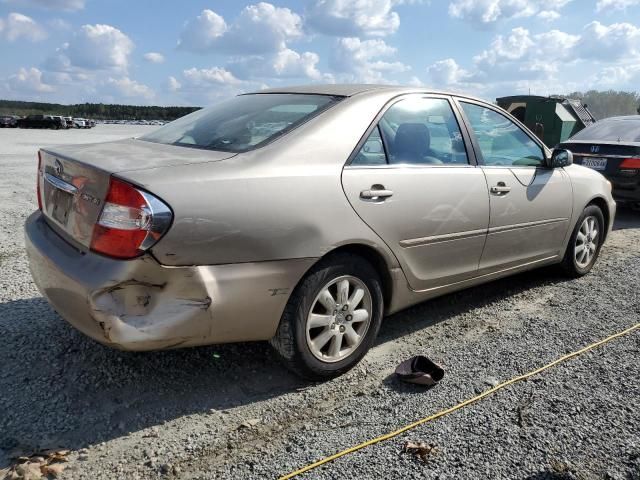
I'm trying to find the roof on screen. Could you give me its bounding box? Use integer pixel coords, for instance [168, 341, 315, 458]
[243, 83, 493, 106]
[247, 84, 415, 97]
[599, 115, 640, 122]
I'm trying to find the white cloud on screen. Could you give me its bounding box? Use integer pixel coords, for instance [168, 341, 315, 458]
[8, 67, 54, 93]
[167, 76, 181, 92]
[178, 3, 302, 55]
[167, 67, 264, 104]
[182, 67, 241, 86]
[448, 0, 572, 25]
[46, 24, 134, 74]
[426, 19, 640, 98]
[0, 12, 46, 42]
[574, 21, 640, 61]
[596, 0, 640, 11]
[426, 58, 471, 85]
[143, 52, 165, 64]
[227, 47, 328, 81]
[104, 77, 154, 100]
[329, 37, 409, 82]
[306, 0, 400, 37]
[1, 0, 84, 11]
[537, 10, 560, 21]
[466, 27, 580, 87]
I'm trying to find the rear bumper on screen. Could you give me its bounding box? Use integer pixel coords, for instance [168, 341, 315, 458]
[25, 212, 315, 351]
[611, 183, 640, 203]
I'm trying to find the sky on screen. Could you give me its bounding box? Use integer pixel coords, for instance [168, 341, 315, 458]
[0, 0, 639, 106]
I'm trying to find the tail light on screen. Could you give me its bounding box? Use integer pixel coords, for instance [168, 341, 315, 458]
[90, 177, 172, 259]
[36, 150, 43, 211]
[619, 158, 640, 176]
[620, 158, 640, 169]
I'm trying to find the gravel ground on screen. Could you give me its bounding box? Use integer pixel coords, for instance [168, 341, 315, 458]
[0, 126, 639, 480]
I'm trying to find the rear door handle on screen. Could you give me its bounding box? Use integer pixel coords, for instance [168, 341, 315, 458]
[490, 183, 511, 195]
[360, 188, 393, 200]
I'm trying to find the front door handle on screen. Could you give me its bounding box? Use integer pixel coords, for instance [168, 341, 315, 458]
[490, 182, 511, 195]
[360, 187, 394, 200]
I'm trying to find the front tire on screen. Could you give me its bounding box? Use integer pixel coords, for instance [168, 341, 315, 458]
[270, 253, 384, 380]
[560, 205, 605, 277]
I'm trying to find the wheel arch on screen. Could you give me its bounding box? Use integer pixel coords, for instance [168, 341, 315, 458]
[306, 243, 395, 312]
[586, 196, 611, 241]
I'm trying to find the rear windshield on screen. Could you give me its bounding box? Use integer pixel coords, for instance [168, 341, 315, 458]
[139, 93, 342, 153]
[571, 118, 640, 142]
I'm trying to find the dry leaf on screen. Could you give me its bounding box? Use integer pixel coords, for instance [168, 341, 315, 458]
[41, 464, 65, 478]
[238, 418, 260, 429]
[402, 441, 436, 463]
[15, 462, 43, 479]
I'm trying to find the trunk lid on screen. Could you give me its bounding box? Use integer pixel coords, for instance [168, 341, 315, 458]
[39, 139, 235, 249]
[559, 140, 640, 176]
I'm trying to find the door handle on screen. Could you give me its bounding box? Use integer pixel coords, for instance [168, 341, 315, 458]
[490, 182, 511, 195]
[360, 187, 393, 200]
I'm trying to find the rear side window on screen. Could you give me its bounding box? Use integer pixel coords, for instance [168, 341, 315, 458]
[353, 97, 469, 167]
[140, 93, 341, 153]
[461, 102, 544, 167]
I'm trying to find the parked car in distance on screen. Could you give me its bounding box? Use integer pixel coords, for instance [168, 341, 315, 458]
[51, 116, 68, 129]
[26, 85, 616, 380]
[0, 115, 18, 127]
[559, 115, 640, 206]
[64, 117, 74, 129]
[17, 115, 63, 129]
[87, 119, 96, 128]
[73, 118, 87, 128]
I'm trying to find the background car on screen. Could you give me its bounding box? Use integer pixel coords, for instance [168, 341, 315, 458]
[25, 85, 615, 380]
[0, 115, 18, 127]
[73, 118, 87, 128]
[17, 115, 62, 129]
[64, 117, 74, 128]
[51, 116, 67, 129]
[559, 115, 640, 207]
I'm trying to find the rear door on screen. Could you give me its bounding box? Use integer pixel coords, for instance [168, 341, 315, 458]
[456, 99, 572, 271]
[342, 94, 489, 291]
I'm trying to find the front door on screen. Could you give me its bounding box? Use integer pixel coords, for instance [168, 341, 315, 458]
[342, 95, 490, 291]
[457, 100, 573, 271]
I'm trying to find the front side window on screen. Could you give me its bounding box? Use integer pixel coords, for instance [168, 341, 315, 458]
[461, 102, 544, 167]
[140, 93, 341, 153]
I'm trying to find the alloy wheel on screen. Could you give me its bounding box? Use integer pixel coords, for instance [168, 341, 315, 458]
[575, 215, 599, 269]
[305, 275, 373, 363]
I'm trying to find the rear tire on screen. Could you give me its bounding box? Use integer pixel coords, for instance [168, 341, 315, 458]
[560, 205, 605, 277]
[270, 253, 384, 380]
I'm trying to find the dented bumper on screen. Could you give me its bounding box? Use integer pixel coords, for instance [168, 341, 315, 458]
[25, 212, 315, 351]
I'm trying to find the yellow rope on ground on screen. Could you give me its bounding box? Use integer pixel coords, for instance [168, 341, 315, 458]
[279, 322, 640, 480]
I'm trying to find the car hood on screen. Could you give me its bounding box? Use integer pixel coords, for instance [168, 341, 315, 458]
[42, 138, 237, 174]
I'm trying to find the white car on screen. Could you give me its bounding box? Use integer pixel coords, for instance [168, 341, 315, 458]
[74, 119, 87, 129]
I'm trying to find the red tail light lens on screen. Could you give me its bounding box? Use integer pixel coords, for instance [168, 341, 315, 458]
[36, 150, 43, 211]
[620, 158, 640, 169]
[90, 177, 172, 259]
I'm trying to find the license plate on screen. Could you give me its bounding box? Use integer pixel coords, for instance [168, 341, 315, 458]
[51, 188, 73, 225]
[582, 157, 607, 171]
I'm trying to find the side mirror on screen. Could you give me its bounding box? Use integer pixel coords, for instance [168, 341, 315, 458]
[550, 148, 573, 168]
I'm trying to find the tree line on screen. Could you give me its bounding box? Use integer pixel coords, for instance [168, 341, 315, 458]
[2, 90, 639, 122]
[562, 90, 640, 120]
[0, 100, 200, 120]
